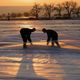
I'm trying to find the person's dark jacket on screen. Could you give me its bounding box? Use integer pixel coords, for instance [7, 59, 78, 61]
[20, 28, 34, 37]
[45, 29, 58, 41]
[20, 28, 35, 42]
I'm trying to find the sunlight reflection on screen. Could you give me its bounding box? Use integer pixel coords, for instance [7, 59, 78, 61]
[0, 41, 79, 50]
[0, 43, 22, 49]
[33, 55, 65, 80]
[0, 40, 79, 79]
[0, 56, 22, 76]
[0, 57, 21, 61]
[0, 49, 65, 80]
[63, 45, 80, 50]
[61, 40, 80, 50]
[20, 24, 33, 29]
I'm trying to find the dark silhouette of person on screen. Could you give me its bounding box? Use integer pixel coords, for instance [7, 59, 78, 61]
[42, 28, 60, 47]
[20, 28, 36, 48]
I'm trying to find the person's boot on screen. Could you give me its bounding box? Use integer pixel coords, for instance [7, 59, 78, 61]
[51, 42, 54, 47]
[30, 42, 33, 45]
[47, 42, 49, 46]
[23, 42, 27, 48]
[55, 41, 61, 48]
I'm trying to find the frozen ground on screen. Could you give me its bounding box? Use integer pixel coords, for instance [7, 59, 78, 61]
[0, 20, 80, 80]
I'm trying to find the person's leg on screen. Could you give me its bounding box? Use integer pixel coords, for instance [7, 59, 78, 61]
[51, 41, 54, 46]
[20, 33, 27, 48]
[52, 38, 55, 46]
[47, 37, 50, 45]
[27, 36, 32, 45]
[23, 37, 27, 48]
[55, 41, 60, 48]
[23, 42, 27, 48]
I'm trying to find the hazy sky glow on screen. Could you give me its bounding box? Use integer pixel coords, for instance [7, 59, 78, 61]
[0, 0, 80, 6]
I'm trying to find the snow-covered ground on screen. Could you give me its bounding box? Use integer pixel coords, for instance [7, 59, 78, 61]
[0, 20, 80, 80]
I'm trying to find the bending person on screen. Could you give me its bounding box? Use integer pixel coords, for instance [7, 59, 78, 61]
[42, 28, 60, 47]
[20, 28, 36, 48]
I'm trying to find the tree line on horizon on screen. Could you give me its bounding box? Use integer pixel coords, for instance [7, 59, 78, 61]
[0, 1, 80, 20]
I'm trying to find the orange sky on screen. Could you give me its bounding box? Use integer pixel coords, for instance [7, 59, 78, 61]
[0, 0, 80, 6]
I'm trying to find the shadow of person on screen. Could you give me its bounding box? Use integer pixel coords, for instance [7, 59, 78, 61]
[45, 46, 80, 80]
[1, 41, 79, 80]
[16, 50, 47, 80]
[26, 44, 80, 80]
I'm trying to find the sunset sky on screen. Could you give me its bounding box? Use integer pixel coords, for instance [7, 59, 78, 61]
[0, 0, 80, 6]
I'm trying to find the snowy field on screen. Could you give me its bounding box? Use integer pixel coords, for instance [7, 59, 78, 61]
[0, 20, 80, 80]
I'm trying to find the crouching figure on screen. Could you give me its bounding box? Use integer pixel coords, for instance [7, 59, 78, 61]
[42, 28, 60, 47]
[20, 28, 36, 48]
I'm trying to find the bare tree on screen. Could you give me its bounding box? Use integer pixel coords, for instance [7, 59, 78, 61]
[7, 13, 10, 20]
[0, 15, 2, 19]
[74, 6, 80, 17]
[43, 3, 54, 19]
[16, 13, 22, 17]
[10, 13, 17, 19]
[54, 4, 63, 18]
[0, 13, 6, 20]
[23, 12, 29, 17]
[31, 3, 42, 19]
[62, 1, 77, 18]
